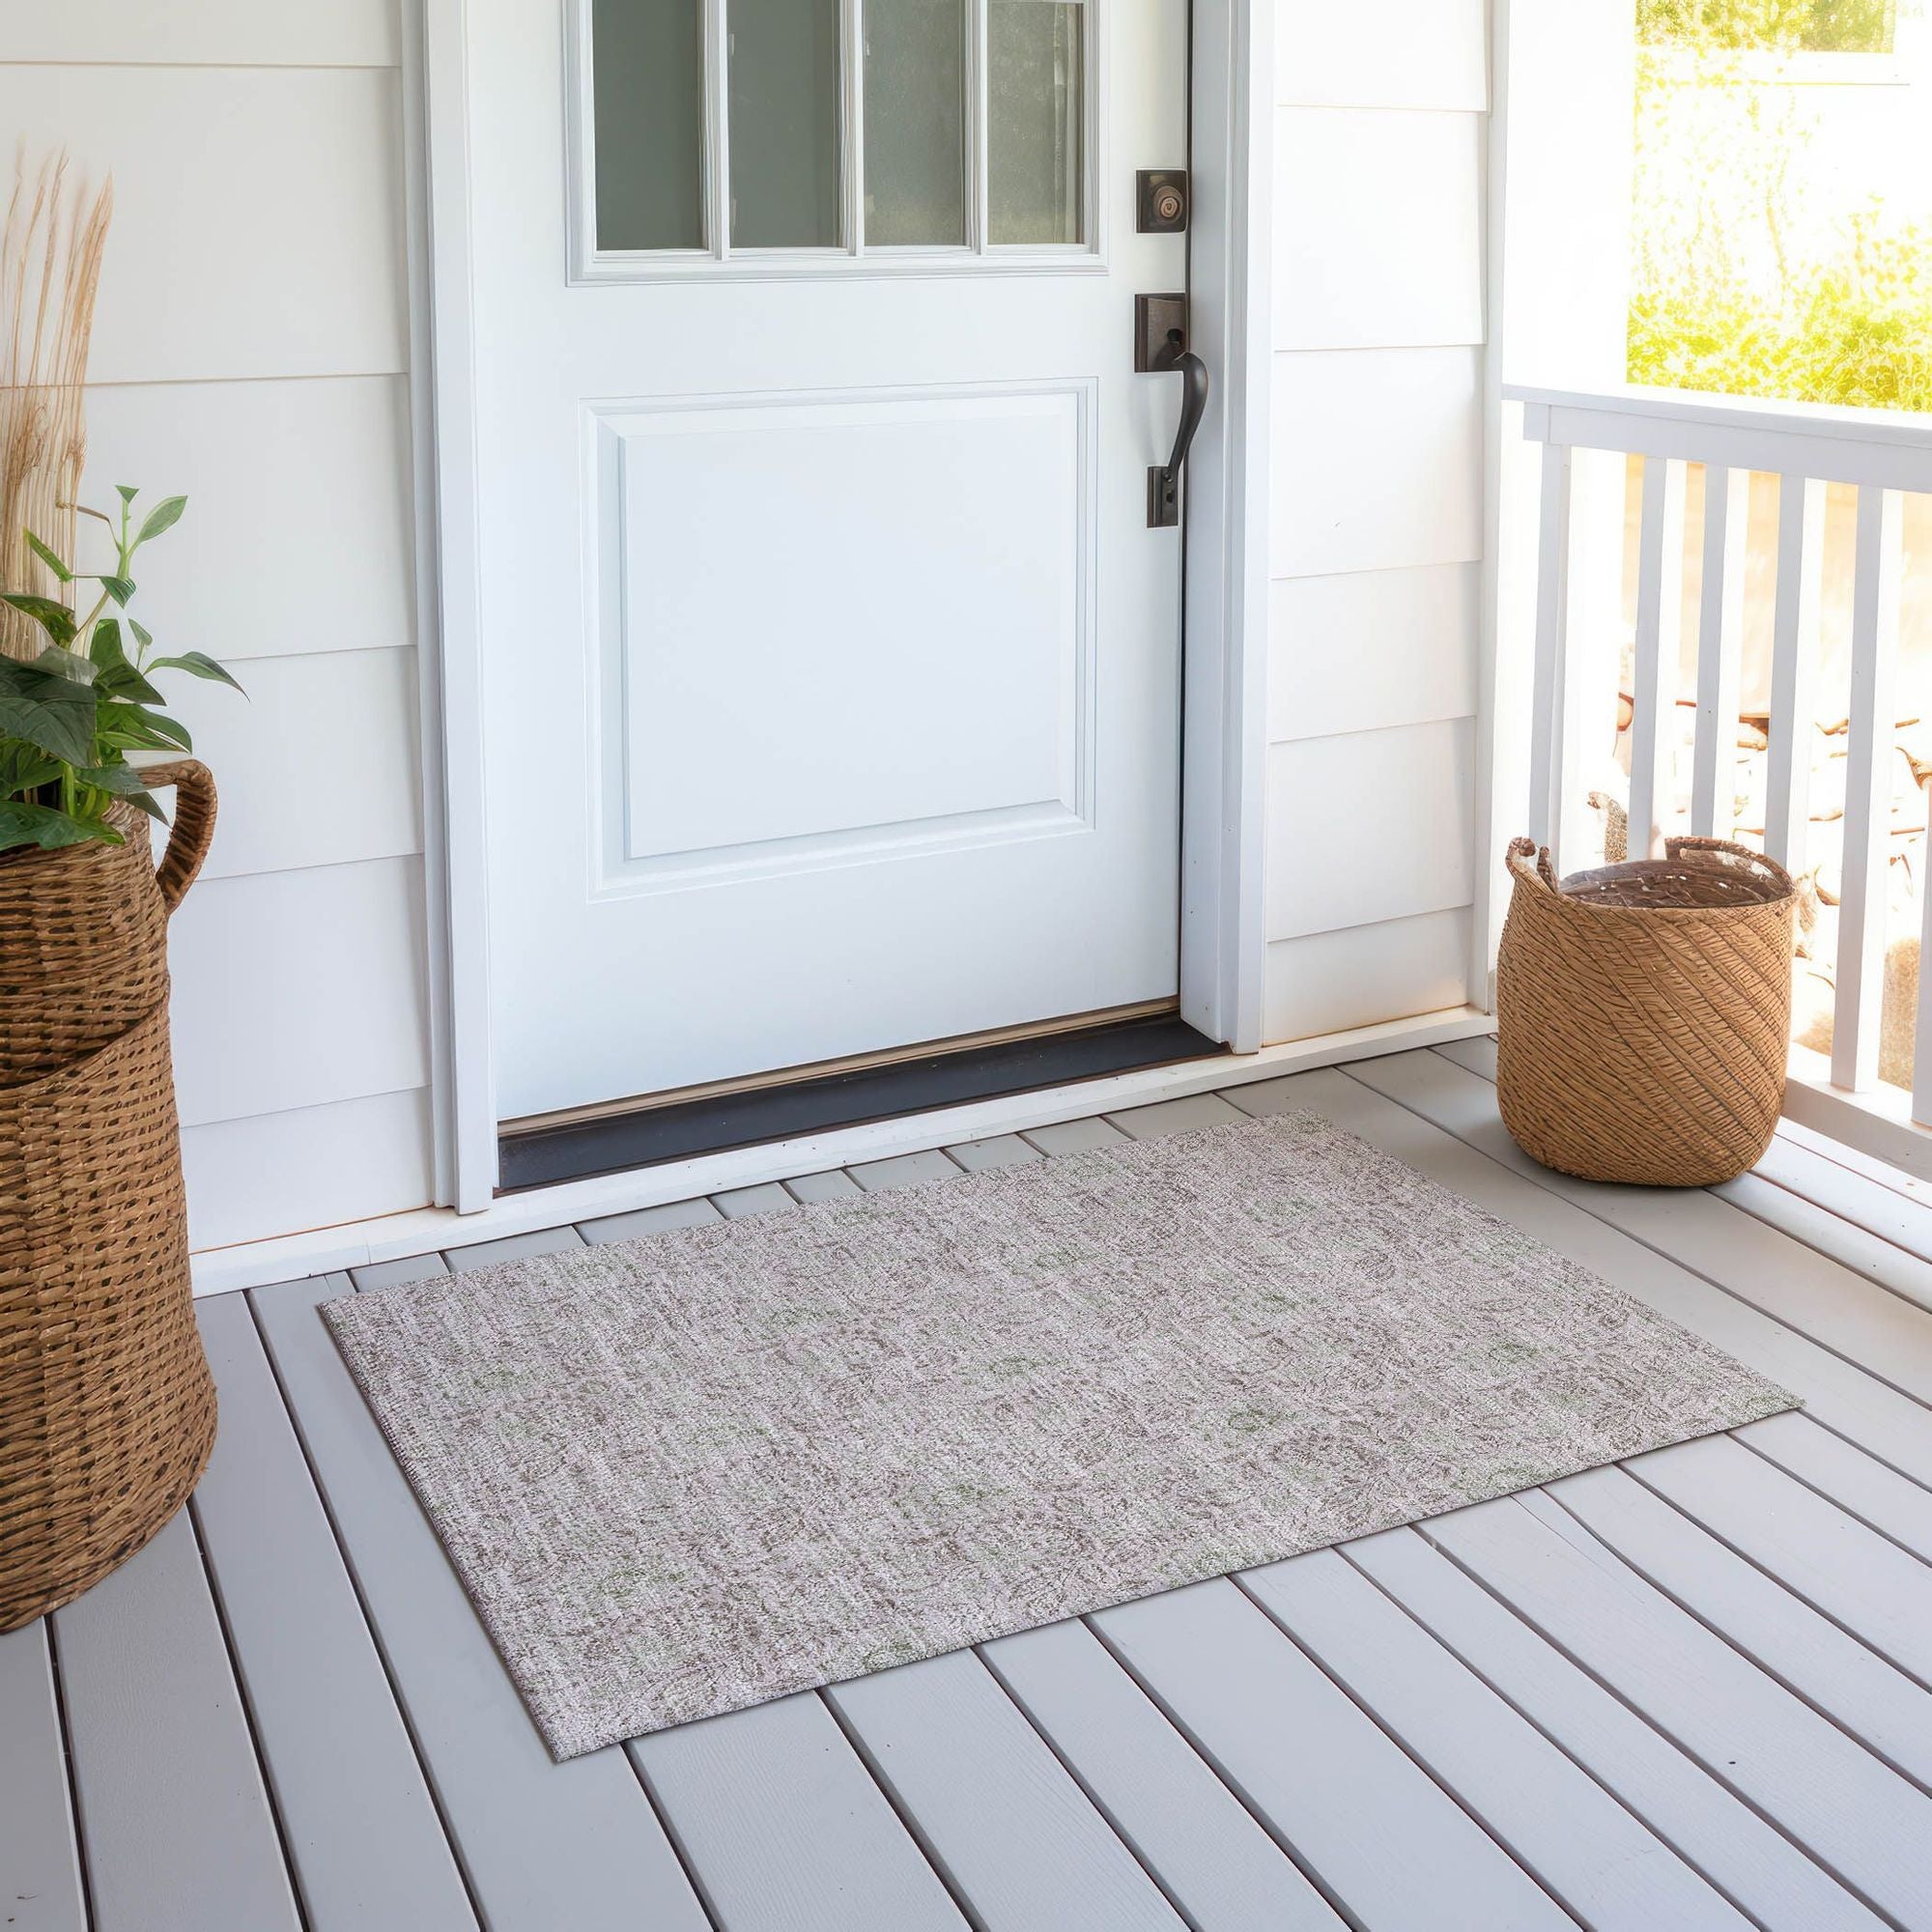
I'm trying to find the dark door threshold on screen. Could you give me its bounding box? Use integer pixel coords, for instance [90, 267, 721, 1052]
[497, 1012, 1226, 1195]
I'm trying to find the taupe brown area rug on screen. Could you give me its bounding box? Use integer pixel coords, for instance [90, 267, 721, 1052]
[325, 1111, 1795, 1759]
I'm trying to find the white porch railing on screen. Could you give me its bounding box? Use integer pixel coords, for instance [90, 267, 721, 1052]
[1506, 383, 1932, 1174]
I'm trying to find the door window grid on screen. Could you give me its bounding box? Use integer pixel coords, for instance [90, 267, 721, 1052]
[570, 0, 1099, 278]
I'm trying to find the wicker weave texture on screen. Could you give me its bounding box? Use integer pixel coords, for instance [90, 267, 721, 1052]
[0, 761, 218, 1630]
[1495, 836, 1797, 1188]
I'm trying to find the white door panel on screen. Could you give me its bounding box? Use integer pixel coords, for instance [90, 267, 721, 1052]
[609, 387, 1085, 865]
[471, 0, 1188, 1119]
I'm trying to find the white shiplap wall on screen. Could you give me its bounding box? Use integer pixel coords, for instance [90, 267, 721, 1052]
[0, 10, 438, 1247]
[1262, 0, 1490, 1042]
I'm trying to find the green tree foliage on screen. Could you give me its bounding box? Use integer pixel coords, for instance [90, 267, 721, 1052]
[1627, 0, 1927, 409]
[1637, 0, 1893, 52]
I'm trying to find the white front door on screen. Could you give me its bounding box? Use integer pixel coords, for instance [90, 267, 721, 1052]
[469, 0, 1192, 1122]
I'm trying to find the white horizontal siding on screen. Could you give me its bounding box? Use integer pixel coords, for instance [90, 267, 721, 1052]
[1266, 720, 1477, 939]
[1273, 111, 1484, 351]
[1278, 0, 1490, 111]
[0, 65, 408, 384]
[163, 648, 423, 882]
[1264, 909, 1475, 1043]
[0, 0, 398, 67]
[81, 378, 415, 663]
[1269, 564, 1479, 742]
[181, 1090, 434, 1253]
[1270, 348, 1484, 578]
[2, 23, 440, 1245]
[1263, 6, 1489, 1044]
[168, 858, 430, 1130]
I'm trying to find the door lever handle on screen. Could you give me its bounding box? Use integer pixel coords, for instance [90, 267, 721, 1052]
[1148, 344, 1208, 527]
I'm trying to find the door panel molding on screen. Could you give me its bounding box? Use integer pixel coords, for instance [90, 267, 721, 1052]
[584, 378, 1098, 895]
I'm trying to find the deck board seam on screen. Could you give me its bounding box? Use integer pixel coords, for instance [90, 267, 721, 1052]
[1408, 1503, 1895, 1922]
[182, 1492, 314, 1932]
[617, 1747, 726, 1932]
[1605, 1463, 1932, 1718]
[1719, 1172, 1932, 1319]
[1339, 1064, 1932, 1482]
[1802, 1406, 1932, 1496]
[1077, 1612, 1374, 1932]
[242, 1283, 490, 1930]
[813, 1685, 994, 1932]
[970, 1641, 1208, 1932]
[1729, 1425, 1932, 1570]
[1418, 1044, 1932, 1384]
[1223, 1569, 1589, 1929]
[41, 1610, 98, 1932]
[1330, 1537, 1780, 1932]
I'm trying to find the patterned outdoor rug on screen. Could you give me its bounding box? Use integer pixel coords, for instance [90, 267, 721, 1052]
[324, 1111, 1796, 1759]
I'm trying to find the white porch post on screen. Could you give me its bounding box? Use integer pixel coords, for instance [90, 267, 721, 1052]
[1477, 0, 1635, 995]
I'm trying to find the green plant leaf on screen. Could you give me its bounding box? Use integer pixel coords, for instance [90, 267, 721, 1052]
[152, 651, 245, 694]
[78, 768, 166, 820]
[89, 620, 164, 705]
[133, 496, 186, 546]
[31, 643, 99, 686]
[96, 701, 191, 753]
[0, 656, 97, 764]
[128, 619, 154, 652]
[0, 592, 77, 647]
[114, 484, 138, 506]
[77, 759, 142, 793]
[23, 531, 71, 582]
[98, 574, 136, 607]
[0, 743, 62, 796]
[0, 801, 121, 853]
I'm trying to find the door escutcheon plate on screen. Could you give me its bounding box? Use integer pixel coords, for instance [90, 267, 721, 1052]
[1134, 293, 1188, 373]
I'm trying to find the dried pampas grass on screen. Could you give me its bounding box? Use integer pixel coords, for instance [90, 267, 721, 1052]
[1, 149, 112, 662]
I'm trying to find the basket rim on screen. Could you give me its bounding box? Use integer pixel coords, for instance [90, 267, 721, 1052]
[1507, 836, 1798, 920]
[0, 797, 149, 874]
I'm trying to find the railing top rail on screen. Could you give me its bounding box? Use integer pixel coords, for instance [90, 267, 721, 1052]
[1505, 384, 1932, 490]
[1505, 383, 1932, 450]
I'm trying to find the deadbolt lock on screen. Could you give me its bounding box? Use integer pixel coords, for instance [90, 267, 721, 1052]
[1137, 170, 1188, 234]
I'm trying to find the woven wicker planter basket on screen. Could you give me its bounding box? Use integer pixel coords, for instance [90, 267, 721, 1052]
[1495, 834, 1798, 1188]
[1, 761, 219, 1631]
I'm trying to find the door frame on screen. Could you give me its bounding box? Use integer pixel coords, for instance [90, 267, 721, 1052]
[407, 0, 1275, 1211]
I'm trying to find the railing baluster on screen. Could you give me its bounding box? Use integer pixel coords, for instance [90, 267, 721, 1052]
[1766, 473, 1826, 874]
[1629, 456, 1686, 860]
[1834, 487, 1905, 1092]
[1690, 468, 1749, 839]
[1527, 439, 1573, 862]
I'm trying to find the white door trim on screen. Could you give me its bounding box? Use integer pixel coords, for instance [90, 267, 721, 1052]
[411, 0, 1274, 1211]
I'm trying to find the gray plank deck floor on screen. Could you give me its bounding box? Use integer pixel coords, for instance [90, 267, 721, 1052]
[11, 1043, 1932, 1931]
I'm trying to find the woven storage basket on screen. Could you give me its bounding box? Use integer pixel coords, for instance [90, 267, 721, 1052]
[1, 761, 219, 1631]
[1495, 834, 1797, 1187]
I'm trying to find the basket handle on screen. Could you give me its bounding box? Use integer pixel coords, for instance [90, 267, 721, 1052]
[1505, 836, 1560, 893]
[141, 758, 217, 915]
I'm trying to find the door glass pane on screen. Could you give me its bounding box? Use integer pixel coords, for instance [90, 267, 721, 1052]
[988, 0, 1084, 245]
[729, 0, 843, 248]
[592, 0, 705, 250]
[864, 0, 967, 246]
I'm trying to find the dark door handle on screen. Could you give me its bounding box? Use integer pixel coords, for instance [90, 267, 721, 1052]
[1149, 348, 1208, 527]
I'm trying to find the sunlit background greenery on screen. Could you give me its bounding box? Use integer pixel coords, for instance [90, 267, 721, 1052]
[1629, 0, 1932, 409]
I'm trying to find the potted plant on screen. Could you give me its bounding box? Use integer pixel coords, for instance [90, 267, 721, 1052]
[0, 152, 243, 1629]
